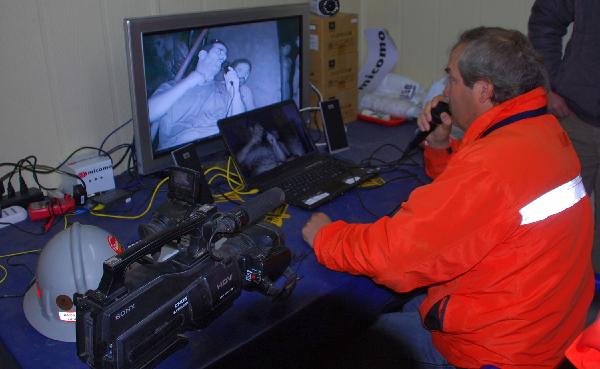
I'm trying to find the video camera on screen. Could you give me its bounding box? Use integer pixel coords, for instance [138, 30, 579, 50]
[74, 167, 296, 369]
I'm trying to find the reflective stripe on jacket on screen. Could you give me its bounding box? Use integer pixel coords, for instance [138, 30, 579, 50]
[313, 88, 594, 368]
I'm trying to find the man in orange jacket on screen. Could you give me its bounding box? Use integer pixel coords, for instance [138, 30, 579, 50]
[302, 27, 594, 368]
[567, 311, 600, 368]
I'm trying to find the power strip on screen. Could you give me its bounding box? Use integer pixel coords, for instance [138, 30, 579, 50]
[0, 188, 44, 209]
[0, 206, 28, 228]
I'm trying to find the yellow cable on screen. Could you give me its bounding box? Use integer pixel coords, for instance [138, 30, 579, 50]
[90, 176, 169, 220]
[0, 250, 41, 259]
[208, 173, 244, 186]
[226, 157, 258, 195]
[204, 165, 240, 178]
[226, 157, 239, 190]
[0, 249, 41, 287]
[205, 158, 257, 197]
[0, 264, 7, 285]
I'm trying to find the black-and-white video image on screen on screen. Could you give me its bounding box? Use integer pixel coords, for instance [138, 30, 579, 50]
[219, 101, 313, 179]
[142, 17, 302, 154]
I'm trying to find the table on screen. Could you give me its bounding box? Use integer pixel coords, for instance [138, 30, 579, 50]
[0, 120, 429, 369]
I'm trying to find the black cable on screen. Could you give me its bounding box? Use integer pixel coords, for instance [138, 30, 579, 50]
[212, 185, 243, 206]
[291, 250, 308, 281]
[54, 146, 113, 170]
[107, 143, 131, 155]
[128, 140, 141, 182]
[308, 110, 322, 144]
[0, 148, 110, 181]
[352, 172, 423, 219]
[19, 157, 44, 189]
[6, 255, 35, 278]
[113, 146, 131, 169]
[0, 255, 38, 299]
[18, 161, 87, 193]
[353, 188, 382, 219]
[360, 143, 420, 169]
[15, 157, 56, 191]
[108, 144, 132, 169]
[2, 147, 112, 194]
[99, 118, 132, 153]
[4, 160, 20, 189]
[0, 222, 45, 236]
[224, 83, 235, 118]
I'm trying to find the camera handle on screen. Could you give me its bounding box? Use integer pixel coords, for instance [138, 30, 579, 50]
[264, 267, 298, 300]
[96, 204, 217, 298]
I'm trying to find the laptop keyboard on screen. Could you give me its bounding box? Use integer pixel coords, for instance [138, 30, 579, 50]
[278, 158, 350, 199]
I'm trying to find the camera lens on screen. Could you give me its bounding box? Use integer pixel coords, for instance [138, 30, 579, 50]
[311, 0, 339, 16]
[138, 213, 174, 239]
[324, 0, 337, 12]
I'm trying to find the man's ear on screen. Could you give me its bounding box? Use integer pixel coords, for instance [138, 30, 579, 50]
[475, 79, 494, 104]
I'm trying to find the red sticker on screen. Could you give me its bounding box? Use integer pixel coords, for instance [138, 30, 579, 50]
[107, 235, 123, 254]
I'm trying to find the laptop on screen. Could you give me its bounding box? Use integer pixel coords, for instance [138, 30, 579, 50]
[217, 100, 374, 209]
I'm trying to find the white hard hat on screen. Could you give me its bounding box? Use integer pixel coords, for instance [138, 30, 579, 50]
[23, 222, 121, 342]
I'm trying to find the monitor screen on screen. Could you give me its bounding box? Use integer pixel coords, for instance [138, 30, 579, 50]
[218, 100, 314, 180]
[124, 4, 309, 175]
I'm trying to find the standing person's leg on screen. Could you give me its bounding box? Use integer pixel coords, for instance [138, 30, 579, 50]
[368, 293, 457, 369]
[560, 114, 600, 271]
[592, 125, 600, 274]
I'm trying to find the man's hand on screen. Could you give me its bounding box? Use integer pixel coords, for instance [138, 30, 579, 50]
[548, 91, 572, 118]
[417, 95, 453, 149]
[302, 212, 332, 248]
[224, 67, 240, 95]
[265, 131, 278, 146]
[249, 124, 264, 145]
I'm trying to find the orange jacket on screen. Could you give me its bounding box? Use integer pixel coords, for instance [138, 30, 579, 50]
[566, 311, 600, 368]
[314, 88, 594, 368]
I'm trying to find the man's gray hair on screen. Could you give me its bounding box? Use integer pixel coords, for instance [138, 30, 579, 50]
[453, 26, 549, 103]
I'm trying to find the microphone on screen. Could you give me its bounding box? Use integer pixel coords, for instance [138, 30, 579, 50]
[213, 187, 285, 233]
[404, 101, 450, 153]
[222, 61, 235, 86]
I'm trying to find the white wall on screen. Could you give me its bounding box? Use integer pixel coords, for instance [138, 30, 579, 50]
[355, 0, 535, 86]
[0, 0, 535, 188]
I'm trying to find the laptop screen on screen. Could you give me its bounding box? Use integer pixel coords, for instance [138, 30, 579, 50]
[218, 100, 314, 180]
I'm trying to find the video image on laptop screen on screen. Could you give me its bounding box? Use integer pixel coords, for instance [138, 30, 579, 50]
[219, 101, 313, 179]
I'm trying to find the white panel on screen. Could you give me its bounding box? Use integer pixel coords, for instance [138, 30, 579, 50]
[340, 0, 361, 14]
[158, 0, 208, 14]
[243, 0, 294, 9]
[38, 0, 116, 159]
[203, 0, 244, 11]
[102, 0, 156, 156]
[439, 0, 481, 52]
[396, 0, 441, 85]
[481, 0, 535, 32]
[0, 1, 62, 174]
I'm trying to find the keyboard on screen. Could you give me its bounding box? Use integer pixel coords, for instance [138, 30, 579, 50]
[277, 158, 349, 199]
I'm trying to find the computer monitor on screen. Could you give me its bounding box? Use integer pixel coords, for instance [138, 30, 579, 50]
[124, 3, 310, 175]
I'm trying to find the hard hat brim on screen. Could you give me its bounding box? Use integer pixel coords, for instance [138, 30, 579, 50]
[23, 284, 76, 342]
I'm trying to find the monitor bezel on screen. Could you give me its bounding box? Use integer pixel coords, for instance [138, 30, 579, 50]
[124, 3, 310, 175]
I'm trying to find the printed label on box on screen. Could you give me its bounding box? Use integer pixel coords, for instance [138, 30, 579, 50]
[310, 34, 319, 51]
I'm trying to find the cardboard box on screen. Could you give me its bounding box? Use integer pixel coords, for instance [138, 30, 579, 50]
[311, 90, 358, 126]
[309, 13, 359, 126]
[309, 13, 359, 56]
[310, 52, 358, 92]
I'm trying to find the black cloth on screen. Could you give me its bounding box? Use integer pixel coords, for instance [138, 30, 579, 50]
[528, 0, 600, 126]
